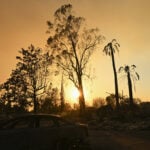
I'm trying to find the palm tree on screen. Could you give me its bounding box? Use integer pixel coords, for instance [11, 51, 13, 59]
[118, 65, 140, 107]
[103, 39, 120, 109]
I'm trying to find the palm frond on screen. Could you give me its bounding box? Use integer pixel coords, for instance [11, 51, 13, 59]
[135, 72, 140, 80]
[118, 66, 124, 73]
[112, 39, 117, 43]
[103, 39, 120, 56]
[116, 43, 120, 47]
[131, 64, 136, 69]
[132, 75, 137, 92]
[103, 45, 111, 56]
[103, 45, 107, 52]
[132, 64, 136, 67]
[112, 39, 120, 53]
[114, 44, 119, 53]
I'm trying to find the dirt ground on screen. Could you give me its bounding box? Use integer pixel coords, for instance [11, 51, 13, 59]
[88, 129, 150, 150]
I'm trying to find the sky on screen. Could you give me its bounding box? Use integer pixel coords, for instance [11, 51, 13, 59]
[0, 0, 150, 103]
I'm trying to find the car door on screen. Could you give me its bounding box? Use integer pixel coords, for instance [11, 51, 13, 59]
[0, 118, 34, 150]
[29, 116, 59, 150]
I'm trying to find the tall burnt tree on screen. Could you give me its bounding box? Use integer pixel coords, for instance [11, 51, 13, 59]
[119, 65, 140, 107]
[103, 39, 120, 109]
[46, 4, 104, 113]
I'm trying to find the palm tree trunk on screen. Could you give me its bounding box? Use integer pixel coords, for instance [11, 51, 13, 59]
[127, 72, 134, 107]
[110, 45, 119, 109]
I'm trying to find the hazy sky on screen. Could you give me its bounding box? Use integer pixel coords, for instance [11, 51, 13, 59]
[0, 0, 150, 102]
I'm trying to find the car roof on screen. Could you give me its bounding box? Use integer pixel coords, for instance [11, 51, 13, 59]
[11, 113, 61, 119]
[0, 114, 62, 127]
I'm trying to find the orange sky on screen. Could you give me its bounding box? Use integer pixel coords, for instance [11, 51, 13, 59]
[0, 0, 150, 102]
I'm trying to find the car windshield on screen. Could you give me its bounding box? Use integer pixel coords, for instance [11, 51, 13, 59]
[0, 115, 74, 129]
[0, 117, 34, 129]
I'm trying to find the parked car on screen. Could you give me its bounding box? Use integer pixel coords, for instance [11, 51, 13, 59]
[0, 114, 89, 150]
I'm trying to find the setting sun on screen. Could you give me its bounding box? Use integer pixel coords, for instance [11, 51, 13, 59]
[72, 88, 80, 100]
[66, 84, 92, 105]
[66, 85, 81, 103]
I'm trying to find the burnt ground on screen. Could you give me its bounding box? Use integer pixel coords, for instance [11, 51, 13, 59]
[88, 129, 150, 150]
[83, 103, 150, 150]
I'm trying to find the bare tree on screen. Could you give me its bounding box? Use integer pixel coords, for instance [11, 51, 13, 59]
[46, 4, 104, 113]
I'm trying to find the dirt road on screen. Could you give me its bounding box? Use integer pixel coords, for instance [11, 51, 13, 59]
[88, 130, 150, 150]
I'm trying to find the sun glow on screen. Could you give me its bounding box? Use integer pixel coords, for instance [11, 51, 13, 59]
[66, 83, 92, 105]
[72, 88, 80, 100]
[67, 86, 80, 103]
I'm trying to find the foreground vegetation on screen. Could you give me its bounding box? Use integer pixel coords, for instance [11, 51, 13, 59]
[62, 101, 150, 132]
[1, 97, 150, 132]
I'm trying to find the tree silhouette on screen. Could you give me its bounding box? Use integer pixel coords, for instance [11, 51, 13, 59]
[16, 45, 52, 113]
[0, 67, 29, 113]
[39, 87, 60, 113]
[46, 4, 104, 114]
[119, 65, 140, 107]
[103, 39, 120, 109]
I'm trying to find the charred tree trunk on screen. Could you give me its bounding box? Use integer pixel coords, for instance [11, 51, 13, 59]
[60, 74, 65, 112]
[33, 79, 37, 114]
[110, 44, 120, 109]
[71, 36, 86, 115]
[127, 72, 134, 107]
[78, 76, 85, 115]
[33, 88, 37, 114]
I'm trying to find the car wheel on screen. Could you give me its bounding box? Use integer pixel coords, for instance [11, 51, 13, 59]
[56, 139, 68, 150]
[56, 139, 80, 150]
[68, 144, 79, 150]
[68, 140, 80, 150]
[69, 139, 91, 150]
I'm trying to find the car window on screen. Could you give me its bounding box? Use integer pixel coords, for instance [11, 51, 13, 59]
[13, 119, 34, 129]
[57, 118, 71, 127]
[1, 121, 16, 129]
[39, 118, 55, 128]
